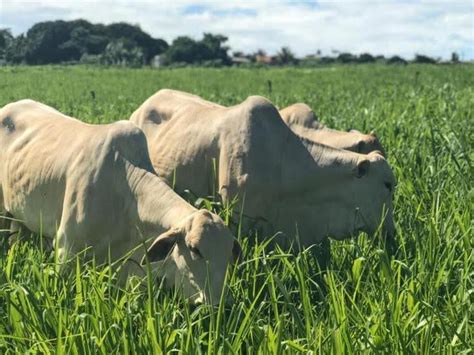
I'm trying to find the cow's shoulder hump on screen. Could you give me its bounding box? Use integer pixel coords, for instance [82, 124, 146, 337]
[102, 121, 154, 170]
[239, 96, 281, 122]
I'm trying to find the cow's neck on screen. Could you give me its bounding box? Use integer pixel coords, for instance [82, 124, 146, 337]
[128, 165, 196, 238]
[280, 134, 360, 193]
[301, 136, 360, 168]
[295, 125, 342, 141]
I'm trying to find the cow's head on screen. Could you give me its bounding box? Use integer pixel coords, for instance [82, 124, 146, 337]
[141, 209, 241, 305]
[321, 150, 395, 245]
[286, 150, 396, 251]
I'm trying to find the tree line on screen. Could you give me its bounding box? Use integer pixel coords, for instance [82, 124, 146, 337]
[0, 19, 461, 67]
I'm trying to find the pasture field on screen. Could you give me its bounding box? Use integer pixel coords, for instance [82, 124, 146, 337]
[0, 65, 472, 353]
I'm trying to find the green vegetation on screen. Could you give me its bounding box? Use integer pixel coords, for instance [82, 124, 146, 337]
[0, 65, 472, 353]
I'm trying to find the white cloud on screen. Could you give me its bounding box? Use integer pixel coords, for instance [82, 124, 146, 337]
[0, 0, 472, 59]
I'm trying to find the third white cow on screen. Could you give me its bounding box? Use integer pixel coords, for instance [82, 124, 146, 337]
[130, 90, 396, 251]
[279, 103, 386, 156]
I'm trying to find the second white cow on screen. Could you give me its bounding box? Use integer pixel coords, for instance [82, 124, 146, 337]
[130, 90, 396, 250]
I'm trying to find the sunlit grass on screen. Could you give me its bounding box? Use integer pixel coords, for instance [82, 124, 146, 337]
[0, 64, 472, 352]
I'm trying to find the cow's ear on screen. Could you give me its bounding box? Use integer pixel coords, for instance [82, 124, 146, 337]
[141, 228, 182, 265]
[354, 159, 370, 178]
[232, 239, 242, 263]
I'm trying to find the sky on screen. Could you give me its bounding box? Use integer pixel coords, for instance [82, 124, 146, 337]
[1, 0, 473, 60]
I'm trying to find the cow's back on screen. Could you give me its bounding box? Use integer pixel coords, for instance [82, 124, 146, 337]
[130, 89, 223, 137]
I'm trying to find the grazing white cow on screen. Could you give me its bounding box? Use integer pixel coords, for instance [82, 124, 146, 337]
[130, 90, 396, 249]
[0, 99, 241, 305]
[279, 103, 386, 156]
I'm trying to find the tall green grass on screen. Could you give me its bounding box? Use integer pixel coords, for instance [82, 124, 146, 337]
[0, 65, 472, 353]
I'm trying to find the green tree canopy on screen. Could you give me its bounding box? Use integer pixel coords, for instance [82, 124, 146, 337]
[414, 54, 437, 64]
[163, 33, 230, 65]
[1, 20, 167, 65]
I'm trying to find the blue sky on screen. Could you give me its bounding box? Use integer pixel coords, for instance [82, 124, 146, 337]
[1, 0, 473, 60]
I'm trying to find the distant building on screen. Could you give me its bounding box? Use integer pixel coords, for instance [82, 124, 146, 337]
[255, 54, 274, 65]
[231, 56, 251, 65]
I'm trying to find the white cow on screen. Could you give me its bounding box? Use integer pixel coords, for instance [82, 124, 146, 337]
[130, 90, 396, 250]
[279, 103, 386, 156]
[0, 99, 241, 305]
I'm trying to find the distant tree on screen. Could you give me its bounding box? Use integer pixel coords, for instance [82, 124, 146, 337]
[200, 33, 231, 64]
[414, 54, 437, 64]
[275, 46, 298, 65]
[22, 20, 107, 63]
[0, 29, 14, 50]
[85, 34, 110, 54]
[451, 52, 460, 63]
[387, 55, 408, 65]
[0, 29, 14, 62]
[106, 22, 168, 62]
[319, 56, 335, 64]
[60, 26, 108, 56]
[106, 22, 143, 39]
[163, 33, 230, 65]
[24, 20, 76, 64]
[374, 55, 385, 62]
[357, 53, 375, 63]
[5, 35, 28, 64]
[101, 39, 144, 67]
[163, 36, 199, 64]
[57, 27, 90, 60]
[66, 20, 109, 54]
[337, 52, 356, 63]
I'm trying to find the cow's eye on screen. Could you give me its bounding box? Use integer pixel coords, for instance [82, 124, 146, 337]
[384, 182, 393, 192]
[189, 246, 202, 258]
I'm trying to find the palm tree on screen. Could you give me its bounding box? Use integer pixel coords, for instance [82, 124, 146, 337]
[276, 46, 297, 65]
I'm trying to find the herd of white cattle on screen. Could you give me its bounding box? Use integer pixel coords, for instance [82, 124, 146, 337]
[0, 89, 396, 305]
